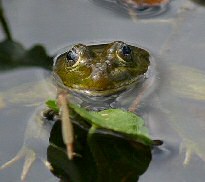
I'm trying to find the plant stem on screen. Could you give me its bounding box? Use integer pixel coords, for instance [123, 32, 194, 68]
[87, 125, 97, 143]
[0, 0, 12, 40]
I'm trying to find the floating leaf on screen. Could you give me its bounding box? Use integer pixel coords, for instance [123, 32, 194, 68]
[70, 104, 153, 146]
[46, 100, 59, 112]
[46, 100, 153, 146]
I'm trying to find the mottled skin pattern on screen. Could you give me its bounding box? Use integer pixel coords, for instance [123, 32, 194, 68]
[53, 41, 150, 96]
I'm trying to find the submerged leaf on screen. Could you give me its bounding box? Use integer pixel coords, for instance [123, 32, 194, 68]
[170, 65, 205, 101]
[88, 132, 152, 182]
[48, 121, 151, 182]
[0, 40, 52, 70]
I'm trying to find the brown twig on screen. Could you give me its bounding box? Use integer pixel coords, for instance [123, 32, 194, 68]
[128, 77, 154, 113]
[57, 92, 74, 160]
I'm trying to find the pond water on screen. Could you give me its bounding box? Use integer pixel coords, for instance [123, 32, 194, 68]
[0, 0, 205, 181]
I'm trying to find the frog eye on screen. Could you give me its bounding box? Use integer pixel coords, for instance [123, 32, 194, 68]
[121, 45, 132, 55]
[118, 44, 132, 62]
[66, 49, 79, 66]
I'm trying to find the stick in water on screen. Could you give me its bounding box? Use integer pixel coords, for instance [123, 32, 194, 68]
[58, 92, 74, 160]
[128, 83, 149, 112]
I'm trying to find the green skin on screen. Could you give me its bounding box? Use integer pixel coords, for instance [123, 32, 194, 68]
[53, 41, 150, 96]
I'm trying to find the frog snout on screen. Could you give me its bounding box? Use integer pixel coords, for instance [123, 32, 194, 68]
[91, 63, 109, 81]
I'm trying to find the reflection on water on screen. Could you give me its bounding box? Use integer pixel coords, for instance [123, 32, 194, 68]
[0, 1, 12, 41]
[0, 69, 57, 181]
[117, 0, 171, 17]
[0, 0, 52, 71]
[91, 0, 171, 18]
[0, 40, 52, 70]
[191, 0, 205, 6]
[48, 121, 152, 182]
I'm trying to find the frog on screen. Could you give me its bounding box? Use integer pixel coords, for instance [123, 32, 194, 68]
[0, 41, 152, 181]
[53, 41, 151, 159]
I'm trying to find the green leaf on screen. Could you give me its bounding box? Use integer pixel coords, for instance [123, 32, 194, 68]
[46, 100, 59, 112]
[45, 100, 153, 146]
[70, 104, 153, 146]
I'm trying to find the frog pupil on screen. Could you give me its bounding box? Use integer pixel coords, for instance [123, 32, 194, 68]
[66, 50, 79, 63]
[122, 45, 131, 55]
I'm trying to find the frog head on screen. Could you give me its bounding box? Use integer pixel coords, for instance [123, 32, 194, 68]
[53, 41, 150, 96]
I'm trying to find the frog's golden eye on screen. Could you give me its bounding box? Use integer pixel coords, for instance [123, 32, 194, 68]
[66, 49, 79, 66]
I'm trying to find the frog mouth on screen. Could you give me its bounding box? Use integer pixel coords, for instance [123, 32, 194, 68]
[81, 76, 146, 96]
[53, 71, 146, 96]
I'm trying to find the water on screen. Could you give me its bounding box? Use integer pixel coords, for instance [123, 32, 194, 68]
[92, 0, 171, 18]
[0, 0, 205, 181]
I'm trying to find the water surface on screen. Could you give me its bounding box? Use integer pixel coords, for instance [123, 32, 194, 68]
[0, 0, 205, 181]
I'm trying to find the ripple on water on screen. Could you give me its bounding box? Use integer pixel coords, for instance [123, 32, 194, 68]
[117, 0, 171, 18]
[91, 0, 171, 18]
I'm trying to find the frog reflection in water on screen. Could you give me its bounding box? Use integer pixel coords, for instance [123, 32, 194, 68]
[0, 41, 151, 180]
